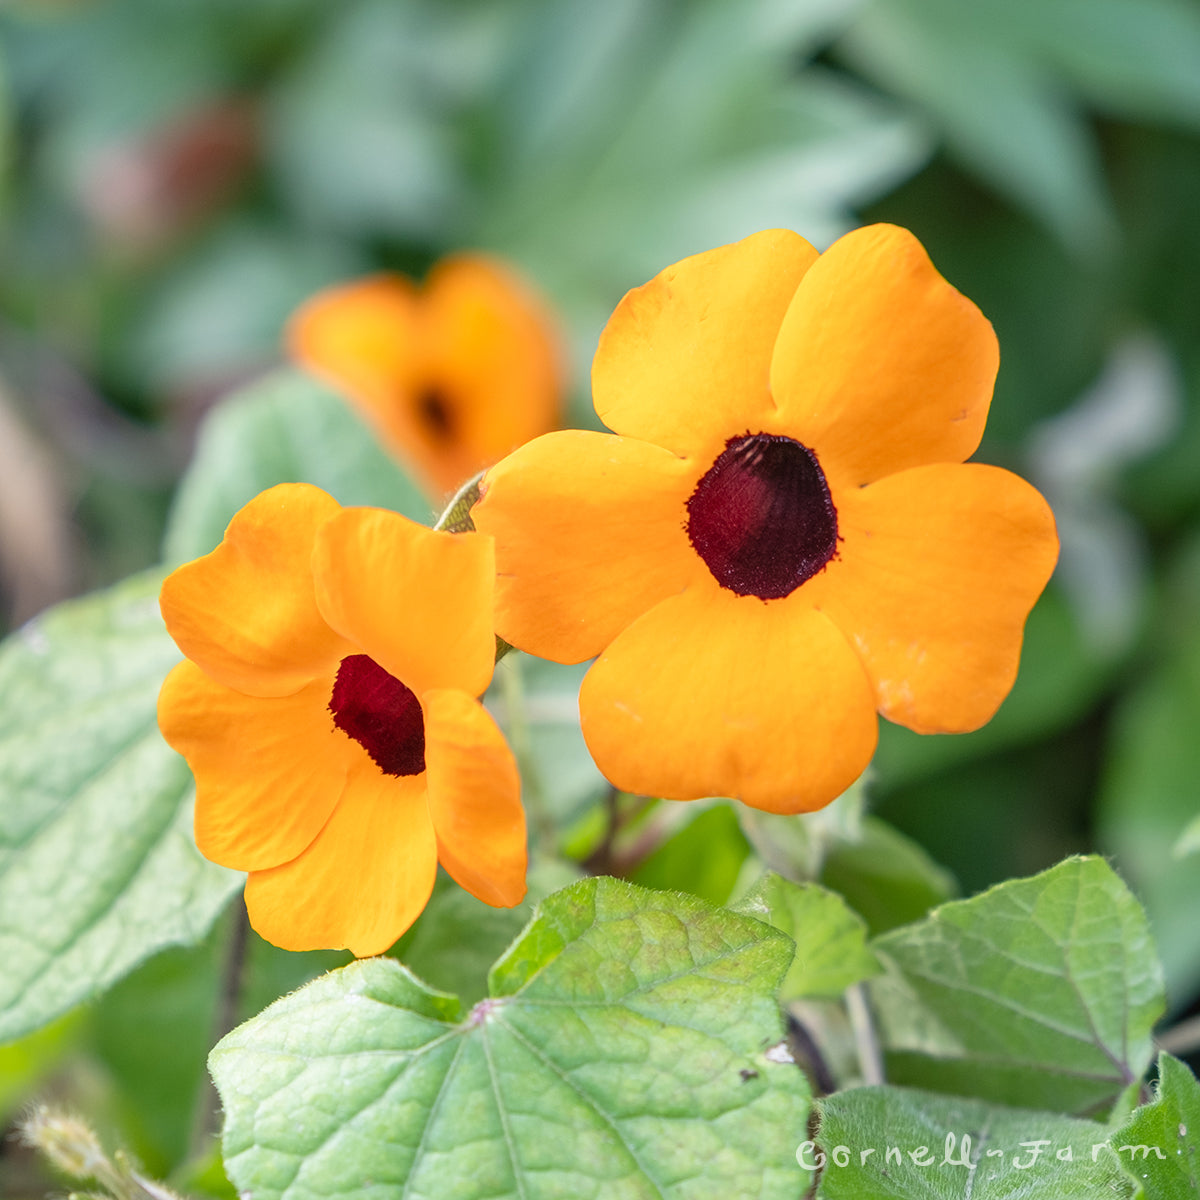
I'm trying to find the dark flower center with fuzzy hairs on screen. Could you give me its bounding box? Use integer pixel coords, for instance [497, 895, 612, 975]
[416, 385, 455, 442]
[329, 654, 426, 776]
[686, 433, 838, 600]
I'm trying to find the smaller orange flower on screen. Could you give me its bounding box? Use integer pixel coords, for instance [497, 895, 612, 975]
[287, 255, 563, 497]
[158, 483, 526, 956]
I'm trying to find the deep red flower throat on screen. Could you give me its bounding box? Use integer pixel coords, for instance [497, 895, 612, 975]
[686, 432, 838, 600]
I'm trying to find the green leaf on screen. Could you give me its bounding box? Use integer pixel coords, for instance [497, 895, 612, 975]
[736, 796, 955, 936]
[0, 571, 239, 1043]
[738, 874, 879, 999]
[1110, 1053, 1200, 1196]
[737, 781, 866, 883]
[814, 1084, 1134, 1198]
[630, 802, 752, 905]
[870, 856, 1164, 1115]
[390, 859, 582, 1008]
[212, 878, 813, 1200]
[163, 368, 431, 565]
[820, 815, 957, 935]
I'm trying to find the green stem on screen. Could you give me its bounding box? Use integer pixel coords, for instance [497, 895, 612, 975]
[845, 982, 884, 1086]
[189, 898, 250, 1161]
[497, 653, 554, 852]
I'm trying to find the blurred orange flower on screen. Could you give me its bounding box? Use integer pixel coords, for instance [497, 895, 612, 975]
[287, 255, 563, 497]
[158, 483, 526, 956]
[474, 225, 1059, 814]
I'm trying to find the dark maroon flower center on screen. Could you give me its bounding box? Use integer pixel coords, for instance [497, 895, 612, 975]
[685, 433, 838, 600]
[416, 385, 455, 443]
[329, 654, 426, 777]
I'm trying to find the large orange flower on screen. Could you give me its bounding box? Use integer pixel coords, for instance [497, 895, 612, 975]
[287, 255, 563, 497]
[158, 483, 526, 955]
[474, 225, 1059, 814]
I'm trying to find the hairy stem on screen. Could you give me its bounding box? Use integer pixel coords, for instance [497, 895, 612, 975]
[189, 898, 250, 1160]
[846, 982, 884, 1086]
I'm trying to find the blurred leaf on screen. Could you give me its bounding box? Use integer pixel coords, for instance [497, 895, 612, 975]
[0, 571, 239, 1044]
[837, 0, 1200, 252]
[0, 1010, 84, 1121]
[482, 0, 928, 330]
[1028, 333, 1180, 654]
[738, 875, 880, 999]
[737, 791, 954, 936]
[844, 0, 1200, 252]
[389, 858, 581, 1007]
[1031, 0, 1200, 127]
[120, 223, 364, 395]
[171, 1144, 238, 1200]
[837, 0, 1114, 254]
[264, 0, 472, 239]
[236, 933, 348, 1026]
[1099, 579, 1200, 1004]
[1175, 815, 1200, 861]
[0, 43, 14, 197]
[629, 802, 752, 905]
[814, 1085, 1133, 1197]
[738, 782, 866, 883]
[487, 653, 608, 829]
[871, 856, 1164, 1115]
[820, 815, 957, 935]
[1109, 1053, 1200, 1197]
[89, 929, 223, 1173]
[86, 913, 344, 1176]
[21, 1, 231, 178]
[163, 368, 431, 564]
[212, 878, 813, 1200]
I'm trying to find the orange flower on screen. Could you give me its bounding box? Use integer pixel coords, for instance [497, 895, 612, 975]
[474, 225, 1059, 814]
[157, 483, 526, 955]
[287, 255, 563, 497]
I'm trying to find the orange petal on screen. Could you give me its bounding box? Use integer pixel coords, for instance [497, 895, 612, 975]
[803, 462, 1059, 733]
[579, 586, 878, 813]
[592, 229, 819, 459]
[474, 430, 702, 664]
[288, 273, 419, 394]
[769, 225, 999, 486]
[243, 763, 437, 956]
[160, 483, 352, 697]
[286, 273, 427, 460]
[288, 262, 562, 498]
[418, 254, 564, 495]
[422, 688, 526, 908]
[158, 660, 351, 871]
[313, 507, 496, 698]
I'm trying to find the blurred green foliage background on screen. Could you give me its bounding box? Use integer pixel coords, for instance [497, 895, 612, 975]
[1, 0, 1199, 1192]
